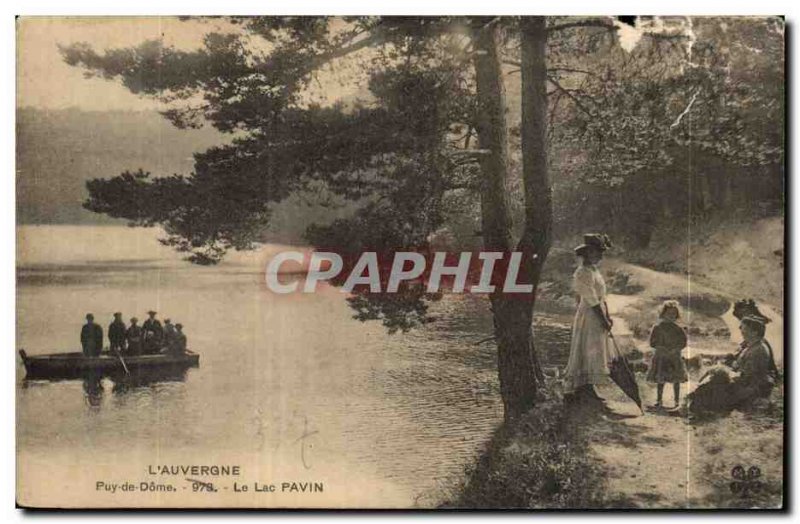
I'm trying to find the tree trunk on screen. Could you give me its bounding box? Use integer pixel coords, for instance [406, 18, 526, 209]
[693, 151, 713, 217]
[517, 16, 551, 393]
[472, 18, 540, 420]
[720, 164, 734, 211]
[472, 20, 513, 254]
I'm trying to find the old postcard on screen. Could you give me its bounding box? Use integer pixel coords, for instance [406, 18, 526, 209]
[15, 15, 785, 509]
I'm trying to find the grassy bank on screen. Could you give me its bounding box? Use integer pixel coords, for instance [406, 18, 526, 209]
[686, 384, 784, 508]
[626, 216, 784, 312]
[443, 358, 784, 509]
[442, 387, 608, 509]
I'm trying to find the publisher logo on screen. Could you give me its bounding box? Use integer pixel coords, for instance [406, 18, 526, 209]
[729, 465, 764, 498]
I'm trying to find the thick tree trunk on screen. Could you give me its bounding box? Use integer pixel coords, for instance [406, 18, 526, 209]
[472, 20, 514, 254]
[472, 18, 544, 421]
[518, 16, 551, 385]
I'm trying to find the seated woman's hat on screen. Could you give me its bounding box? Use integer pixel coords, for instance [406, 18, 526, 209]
[574, 233, 612, 255]
[733, 299, 772, 323]
[741, 315, 768, 327]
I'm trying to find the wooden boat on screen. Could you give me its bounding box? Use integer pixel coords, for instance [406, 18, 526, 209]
[18, 349, 200, 380]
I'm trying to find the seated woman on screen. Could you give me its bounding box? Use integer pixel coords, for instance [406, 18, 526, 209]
[731, 298, 780, 377]
[688, 315, 776, 413]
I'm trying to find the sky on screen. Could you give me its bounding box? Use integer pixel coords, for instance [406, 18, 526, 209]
[16, 16, 231, 111]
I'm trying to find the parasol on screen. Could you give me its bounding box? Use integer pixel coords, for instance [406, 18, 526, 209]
[608, 333, 644, 414]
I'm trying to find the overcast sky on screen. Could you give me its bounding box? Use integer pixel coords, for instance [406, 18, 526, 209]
[16, 17, 234, 111]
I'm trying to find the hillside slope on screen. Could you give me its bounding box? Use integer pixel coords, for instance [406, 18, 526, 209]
[628, 216, 784, 312]
[16, 107, 223, 225]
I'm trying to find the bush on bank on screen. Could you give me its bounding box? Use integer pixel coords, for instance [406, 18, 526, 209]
[443, 387, 606, 509]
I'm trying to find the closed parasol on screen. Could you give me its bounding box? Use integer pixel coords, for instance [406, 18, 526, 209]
[608, 333, 644, 414]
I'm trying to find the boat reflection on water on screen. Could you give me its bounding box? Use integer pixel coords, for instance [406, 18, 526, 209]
[23, 367, 193, 408]
[82, 375, 104, 408]
[110, 367, 190, 394]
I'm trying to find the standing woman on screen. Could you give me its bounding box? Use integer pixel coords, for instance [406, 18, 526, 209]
[564, 234, 614, 402]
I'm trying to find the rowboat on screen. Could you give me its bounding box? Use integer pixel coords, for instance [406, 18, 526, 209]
[18, 349, 200, 380]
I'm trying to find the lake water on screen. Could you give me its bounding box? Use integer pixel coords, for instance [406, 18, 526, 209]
[17, 225, 574, 508]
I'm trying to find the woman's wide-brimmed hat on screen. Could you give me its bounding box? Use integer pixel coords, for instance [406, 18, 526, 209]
[741, 315, 768, 327]
[733, 299, 772, 324]
[574, 233, 612, 255]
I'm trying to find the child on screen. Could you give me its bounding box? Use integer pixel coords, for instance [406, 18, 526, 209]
[646, 300, 688, 408]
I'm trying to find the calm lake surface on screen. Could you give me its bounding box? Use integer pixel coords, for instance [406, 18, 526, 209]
[16, 225, 574, 507]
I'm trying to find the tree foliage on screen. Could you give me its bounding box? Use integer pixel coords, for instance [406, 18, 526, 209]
[69, 18, 478, 265]
[63, 16, 784, 419]
[540, 16, 784, 245]
[67, 15, 785, 280]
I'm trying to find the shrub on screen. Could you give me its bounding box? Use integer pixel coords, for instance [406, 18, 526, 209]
[446, 387, 606, 508]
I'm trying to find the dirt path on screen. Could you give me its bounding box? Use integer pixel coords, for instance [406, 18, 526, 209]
[583, 384, 696, 508]
[584, 378, 783, 508]
[576, 261, 784, 508]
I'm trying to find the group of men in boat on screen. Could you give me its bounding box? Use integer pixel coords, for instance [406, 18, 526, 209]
[80, 310, 187, 357]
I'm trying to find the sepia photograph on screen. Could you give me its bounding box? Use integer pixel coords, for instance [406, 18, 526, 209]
[15, 14, 785, 509]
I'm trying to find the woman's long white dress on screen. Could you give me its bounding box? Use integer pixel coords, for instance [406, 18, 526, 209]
[563, 264, 611, 392]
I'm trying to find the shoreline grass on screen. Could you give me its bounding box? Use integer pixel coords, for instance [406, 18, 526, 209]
[441, 386, 608, 509]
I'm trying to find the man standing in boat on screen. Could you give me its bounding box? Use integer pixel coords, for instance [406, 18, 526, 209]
[142, 310, 164, 354]
[108, 312, 127, 355]
[126, 317, 143, 356]
[80, 313, 103, 357]
[163, 319, 177, 353]
[173, 323, 188, 355]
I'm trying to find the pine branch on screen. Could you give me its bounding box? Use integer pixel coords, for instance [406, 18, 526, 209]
[547, 19, 618, 33]
[546, 75, 597, 119]
[670, 88, 701, 130]
[502, 58, 597, 118]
